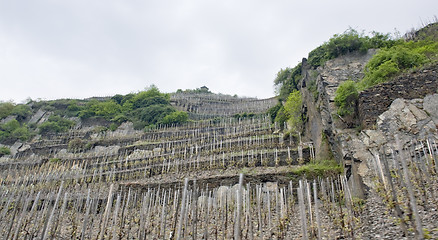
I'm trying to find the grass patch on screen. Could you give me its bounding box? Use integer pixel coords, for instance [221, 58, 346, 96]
[290, 159, 343, 179]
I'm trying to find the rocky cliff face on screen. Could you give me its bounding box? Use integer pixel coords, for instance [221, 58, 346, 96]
[299, 51, 438, 197]
[299, 50, 375, 159]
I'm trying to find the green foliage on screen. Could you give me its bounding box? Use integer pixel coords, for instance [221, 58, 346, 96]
[273, 105, 288, 127]
[130, 86, 170, 109]
[308, 29, 397, 68]
[79, 100, 122, 120]
[111, 114, 129, 124]
[274, 64, 302, 102]
[358, 40, 438, 89]
[134, 104, 175, 125]
[284, 90, 303, 133]
[109, 123, 119, 131]
[49, 158, 62, 163]
[0, 119, 31, 142]
[177, 86, 212, 94]
[160, 111, 188, 125]
[232, 112, 255, 120]
[65, 100, 83, 117]
[0, 146, 11, 156]
[1, 119, 20, 133]
[334, 80, 359, 116]
[11, 105, 32, 121]
[39, 115, 75, 134]
[290, 159, 343, 178]
[267, 103, 282, 123]
[18, 86, 187, 132]
[77, 86, 181, 130]
[11, 126, 30, 141]
[0, 102, 15, 120]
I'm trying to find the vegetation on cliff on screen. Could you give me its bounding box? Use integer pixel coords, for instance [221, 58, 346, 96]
[307, 28, 397, 68]
[271, 22, 438, 124]
[0, 86, 189, 144]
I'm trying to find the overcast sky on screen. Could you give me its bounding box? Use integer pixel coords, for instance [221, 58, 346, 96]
[0, 1, 437, 103]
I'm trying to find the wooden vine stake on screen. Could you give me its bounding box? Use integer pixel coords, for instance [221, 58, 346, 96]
[396, 135, 423, 239]
[235, 173, 244, 240]
[298, 180, 308, 240]
[99, 183, 115, 240]
[313, 180, 322, 240]
[176, 178, 189, 240]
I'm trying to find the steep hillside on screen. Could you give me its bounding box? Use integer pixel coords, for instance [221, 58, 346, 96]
[0, 23, 437, 239]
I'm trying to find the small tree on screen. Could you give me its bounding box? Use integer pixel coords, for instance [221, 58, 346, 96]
[284, 90, 303, 134]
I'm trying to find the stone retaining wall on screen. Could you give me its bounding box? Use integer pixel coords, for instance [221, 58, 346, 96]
[358, 64, 438, 128]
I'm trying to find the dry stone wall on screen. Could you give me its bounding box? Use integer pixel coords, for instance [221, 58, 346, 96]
[358, 63, 438, 128]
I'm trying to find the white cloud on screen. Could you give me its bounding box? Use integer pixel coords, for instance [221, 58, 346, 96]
[0, 0, 437, 102]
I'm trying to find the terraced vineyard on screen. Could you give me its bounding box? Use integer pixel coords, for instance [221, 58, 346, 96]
[0, 93, 437, 239]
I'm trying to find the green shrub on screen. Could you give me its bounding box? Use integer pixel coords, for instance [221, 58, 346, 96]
[11, 126, 30, 141]
[284, 90, 303, 133]
[111, 114, 129, 124]
[358, 40, 437, 90]
[160, 111, 188, 125]
[0, 119, 30, 142]
[11, 105, 32, 121]
[233, 112, 255, 120]
[134, 104, 175, 126]
[290, 159, 343, 178]
[131, 88, 170, 109]
[274, 64, 302, 102]
[308, 29, 397, 68]
[0, 146, 11, 156]
[1, 119, 20, 133]
[267, 103, 282, 123]
[39, 115, 75, 134]
[334, 80, 358, 116]
[274, 105, 288, 128]
[79, 100, 122, 120]
[132, 121, 146, 130]
[0, 102, 15, 119]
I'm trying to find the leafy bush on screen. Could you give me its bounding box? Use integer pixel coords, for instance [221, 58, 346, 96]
[274, 105, 288, 128]
[11, 105, 32, 121]
[39, 115, 75, 134]
[274, 64, 302, 102]
[1, 119, 20, 133]
[0, 146, 11, 156]
[308, 29, 397, 68]
[111, 114, 129, 124]
[130, 86, 170, 109]
[233, 112, 255, 120]
[11, 126, 31, 141]
[0, 102, 15, 120]
[267, 103, 282, 123]
[79, 100, 122, 120]
[160, 111, 188, 125]
[284, 90, 303, 133]
[134, 104, 175, 125]
[334, 80, 358, 116]
[358, 40, 437, 89]
[0, 119, 31, 142]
